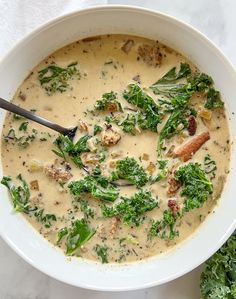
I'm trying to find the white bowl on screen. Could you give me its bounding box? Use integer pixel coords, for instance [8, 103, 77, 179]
[0, 5, 235, 291]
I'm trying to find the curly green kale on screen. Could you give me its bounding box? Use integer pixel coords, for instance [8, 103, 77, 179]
[1, 175, 30, 213]
[94, 91, 123, 112]
[175, 163, 213, 212]
[123, 84, 161, 132]
[52, 134, 92, 167]
[68, 167, 119, 202]
[149, 209, 179, 240]
[102, 189, 158, 226]
[38, 62, 80, 95]
[200, 232, 236, 299]
[57, 219, 96, 255]
[94, 244, 109, 263]
[111, 157, 149, 187]
[150, 160, 168, 183]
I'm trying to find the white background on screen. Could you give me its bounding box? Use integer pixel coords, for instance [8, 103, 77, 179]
[0, 1, 235, 298]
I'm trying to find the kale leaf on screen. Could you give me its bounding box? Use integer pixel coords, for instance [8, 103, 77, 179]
[38, 62, 80, 95]
[57, 219, 96, 255]
[34, 208, 57, 228]
[149, 209, 179, 240]
[204, 154, 217, 179]
[150, 160, 168, 183]
[52, 134, 92, 167]
[3, 128, 37, 148]
[94, 244, 109, 263]
[200, 232, 236, 299]
[205, 88, 224, 109]
[94, 91, 123, 112]
[102, 189, 158, 226]
[123, 84, 161, 132]
[158, 109, 189, 155]
[111, 157, 149, 188]
[1, 174, 30, 213]
[68, 167, 119, 202]
[175, 162, 213, 212]
[118, 113, 137, 135]
[93, 124, 103, 135]
[80, 199, 95, 219]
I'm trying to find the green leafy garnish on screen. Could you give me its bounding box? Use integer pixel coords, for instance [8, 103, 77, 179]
[57, 219, 95, 255]
[68, 167, 119, 202]
[102, 189, 158, 226]
[52, 134, 92, 167]
[204, 154, 217, 179]
[1, 174, 30, 213]
[151, 160, 168, 183]
[123, 84, 161, 132]
[19, 121, 29, 131]
[93, 124, 103, 135]
[158, 109, 189, 154]
[205, 88, 224, 109]
[149, 209, 179, 240]
[80, 199, 95, 219]
[111, 157, 149, 188]
[94, 91, 122, 112]
[200, 232, 236, 299]
[34, 208, 57, 228]
[94, 244, 109, 263]
[175, 163, 213, 212]
[4, 128, 37, 148]
[118, 114, 137, 135]
[38, 62, 80, 95]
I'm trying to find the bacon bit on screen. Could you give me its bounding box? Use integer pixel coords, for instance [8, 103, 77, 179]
[168, 199, 180, 217]
[198, 109, 212, 120]
[44, 165, 72, 181]
[101, 127, 121, 146]
[174, 132, 210, 162]
[121, 39, 134, 54]
[187, 116, 197, 136]
[138, 44, 163, 67]
[142, 153, 149, 161]
[78, 120, 88, 133]
[30, 180, 39, 191]
[110, 217, 119, 234]
[146, 162, 156, 175]
[167, 177, 181, 196]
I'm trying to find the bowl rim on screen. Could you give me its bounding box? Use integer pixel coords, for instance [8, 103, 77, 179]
[0, 4, 236, 291]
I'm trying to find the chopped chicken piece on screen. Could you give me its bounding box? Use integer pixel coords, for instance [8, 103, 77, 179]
[44, 165, 72, 181]
[101, 127, 121, 146]
[138, 44, 163, 67]
[78, 120, 88, 132]
[174, 132, 210, 162]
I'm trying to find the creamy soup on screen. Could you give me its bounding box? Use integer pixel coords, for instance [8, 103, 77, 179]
[1, 35, 230, 263]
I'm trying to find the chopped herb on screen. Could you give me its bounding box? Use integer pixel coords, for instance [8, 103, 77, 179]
[1, 174, 30, 213]
[102, 189, 158, 226]
[149, 209, 179, 240]
[158, 109, 189, 155]
[111, 157, 149, 187]
[68, 167, 119, 202]
[34, 208, 57, 228]
[118, 113, 137, 135]
[58, 219, 96, 255]
[12, 113, 23, 121]
[38, 62, 80, 95]
[52, 134, 92, 167]
[93, 124, 103, 135]
[200, 232, 236, 299]
[4, 128, 37, 148]
[94, 244, 109, 263]
[123, 84, 161, 132]
[204, 154, 217, 179]
[175, 162, 213, 212]
[80, 199, 94, 219]
[94, 91, 122, 112]
[19, 121, 29, 131]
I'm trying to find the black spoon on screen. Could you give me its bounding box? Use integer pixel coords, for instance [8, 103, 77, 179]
[0, 97, 78, 139]
[0, 97, 132, 187]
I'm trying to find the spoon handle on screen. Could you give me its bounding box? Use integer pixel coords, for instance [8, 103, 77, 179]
[0, 97, 70, 135]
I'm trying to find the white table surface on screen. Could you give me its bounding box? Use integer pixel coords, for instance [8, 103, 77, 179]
[0, 0, 235, 298]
